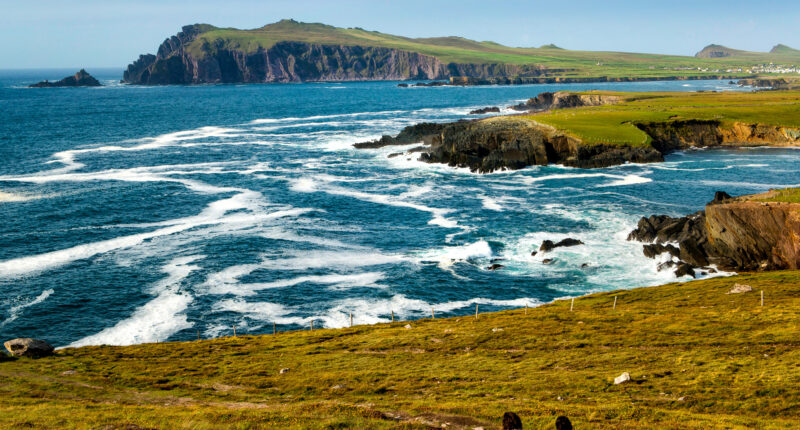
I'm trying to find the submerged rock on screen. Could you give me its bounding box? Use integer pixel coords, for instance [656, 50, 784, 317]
[3, 338, 54, 358]
[354, 122, 447, 148]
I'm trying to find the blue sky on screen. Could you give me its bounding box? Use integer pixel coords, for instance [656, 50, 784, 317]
[2, 0, 798, 68]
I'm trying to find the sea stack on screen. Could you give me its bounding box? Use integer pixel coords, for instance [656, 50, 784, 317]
[29, 69, 102, 88]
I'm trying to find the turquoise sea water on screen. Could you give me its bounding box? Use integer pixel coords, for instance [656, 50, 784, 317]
[1, 69, 798, 347]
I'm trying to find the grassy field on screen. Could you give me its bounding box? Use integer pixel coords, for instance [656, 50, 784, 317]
[183, 20, 800, 80]
[2, 271, 800, 429]
[756, 188, 800, 203]
[521, 90, 800, 146]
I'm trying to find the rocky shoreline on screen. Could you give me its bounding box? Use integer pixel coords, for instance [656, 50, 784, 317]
[628, 190, 800, 277]
[354, 91, 800, 173]
[28, 69, 101, 88]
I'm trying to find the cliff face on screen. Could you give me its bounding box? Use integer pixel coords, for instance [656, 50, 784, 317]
[628, 191, 800, 275]
[123, 25, 453, 84]
[636, 120, 800, 153]
[419, 118, 662, 173]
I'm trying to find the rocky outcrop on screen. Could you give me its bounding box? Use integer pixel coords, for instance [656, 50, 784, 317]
[354, 123, 448, 148]
[628, 191, 800, 276]
[509, 91, 622, 111]
[419, 118, 662, 172]
[636, 120, 800, 153]
[3, 338, 54, 358]
[539, 238, 584, 253]
[29, 69, 101, 88]
[469, 107, 501, 115]
[737, 78, 792, 90]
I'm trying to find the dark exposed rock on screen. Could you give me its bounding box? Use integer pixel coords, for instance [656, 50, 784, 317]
[412, 81, 449, 87]
[540, 238, 584, 253]
[29, 69, 101, 88]
[675, 263, 696, 278]
[629, 190, 800, 275]
[3, 338, 54, 358]
[530, 251, 538, 257]
[487, 263, 505, 271]
[555, 416, 573, 430]
[469, 106, 501, 115]
[657, 261, 676, 272]
[419, 118, 662, 173]
[540, 240, 556, 253]
[397, 83, 409, 87]
[542, 258, 554, 264]
[642, 243, 680, 259]
[354, 123, 447, 148]
[502, 412, 523, 430]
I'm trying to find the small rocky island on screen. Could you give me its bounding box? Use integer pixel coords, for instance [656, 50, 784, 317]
[29, 69, 101, 88]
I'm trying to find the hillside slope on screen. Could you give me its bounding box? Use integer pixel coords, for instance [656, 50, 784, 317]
[2, 272, 800, 429]
[123, 19, 800, 84]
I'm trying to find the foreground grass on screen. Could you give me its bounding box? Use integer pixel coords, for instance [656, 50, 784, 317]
[2, 272, 800, 429]
[523, 90, 800, 146]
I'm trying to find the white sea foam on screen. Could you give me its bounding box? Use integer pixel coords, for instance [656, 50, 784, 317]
[0, 191, 37, 202]
[0, 289, 54, 327]
[206, 272, 386, 296]
[68, 255, 202, 347]
[479, 195, 504, 211]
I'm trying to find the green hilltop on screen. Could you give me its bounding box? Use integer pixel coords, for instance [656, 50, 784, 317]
[182, 19, 800, 79]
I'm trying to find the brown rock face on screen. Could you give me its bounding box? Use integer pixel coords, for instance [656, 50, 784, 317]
[705, 200, 800, 270]
[629, 192, 800, 274]
[635, 120, 800, 153]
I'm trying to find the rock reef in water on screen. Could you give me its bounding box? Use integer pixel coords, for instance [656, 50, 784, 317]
[29, 69, 101, 88]
[628, 190, 800, 276]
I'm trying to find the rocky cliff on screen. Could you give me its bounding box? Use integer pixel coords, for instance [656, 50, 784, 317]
[636, 120, 800, 153]
[29, 69, 101, 88]
[419, 117, 662, 172]
[124, 26, 450, 84]
[628, 190, 800, 276]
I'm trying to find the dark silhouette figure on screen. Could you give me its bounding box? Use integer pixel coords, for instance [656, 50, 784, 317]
[502, 411, 523, 430]
[555, 415, 573, 430]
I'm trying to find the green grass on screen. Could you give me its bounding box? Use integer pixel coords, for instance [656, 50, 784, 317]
[520, 90, 800, 146]
[757, 188, 800, 203]
[182, 20, 800, 80]
[2, 272, 800, 429]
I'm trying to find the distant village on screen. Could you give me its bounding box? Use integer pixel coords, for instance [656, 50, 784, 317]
[663, 63, 799, 74]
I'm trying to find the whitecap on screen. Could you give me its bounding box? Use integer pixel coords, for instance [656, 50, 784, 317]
[1, 289, 54, 327]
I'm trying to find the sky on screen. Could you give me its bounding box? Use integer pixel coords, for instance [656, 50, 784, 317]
[2, 0, 799, 69]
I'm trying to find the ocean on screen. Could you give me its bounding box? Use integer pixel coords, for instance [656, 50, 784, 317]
[1, 69, 798, 348]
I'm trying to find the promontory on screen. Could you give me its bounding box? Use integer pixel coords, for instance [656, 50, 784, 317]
[122, 20, 800, 85]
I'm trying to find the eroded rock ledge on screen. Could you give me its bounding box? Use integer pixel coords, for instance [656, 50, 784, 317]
[628, 191, 800, 276]
[355, 92, 800, 172]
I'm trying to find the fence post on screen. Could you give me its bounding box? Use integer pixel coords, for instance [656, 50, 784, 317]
[570, 298, 574, 312]
[761, 290, 764, 307]
[197, 329, 200, 340]
[310, 320, 314, 331]
[273, 322, 276, 335]
[233, 325, 237, 337]
[431, 307, 435, 319]
[391, 310, 394, 322]
[613, 295, 617, 310]
[350, 313, 353, 327]
[475, 304, 479, 320]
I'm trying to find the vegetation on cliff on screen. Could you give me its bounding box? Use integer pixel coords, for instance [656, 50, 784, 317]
[2, 272, 800, 428]
[124, 19, 800, 84]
